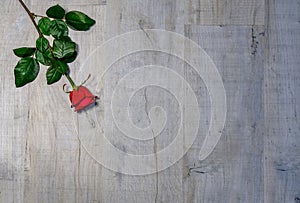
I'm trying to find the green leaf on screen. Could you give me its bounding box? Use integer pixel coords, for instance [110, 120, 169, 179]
[60, 36, 72, 42]
[46, 4, 65, 19]
[65, 11, 96, 31]
[53, 39, 76, 58]
[35, 49, 53, 66]
[46, 66, 63, 85]
[14, 57, 40, 87]
[38, 17, 51, 36]
[61, 51, 77, 63]
[46, 60, 69, 85]
[50, 19, 68, 39]
[53, 60, 69, 74]
[13, 47, 36, 57]
[36, 37, 49, 53]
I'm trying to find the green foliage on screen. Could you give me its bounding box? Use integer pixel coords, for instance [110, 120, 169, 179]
[61, 51, 77, 63]
[14, 57, 40, 87]
[65, 11, 96, 31]
[46, 66, 63, 85]
[36, 37, 49, 53]
[50, 19, 68, 39]
[53, 38, 76, 59]
[46, 4, 65, 19]
[46, 60, 69, 85]
[54, 36, 78, 63]
[35, 49, 53, 66]
[52, 60, 69, 74]
[13, 3, 96, 88]
[38, 17, 51, 36]
[13, 47, 36, 57]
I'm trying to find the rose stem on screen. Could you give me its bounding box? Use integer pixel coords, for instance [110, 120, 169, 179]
[18, 0, 42, 37]
[18, 0, 79, 90]
[65, 74, 78, 90]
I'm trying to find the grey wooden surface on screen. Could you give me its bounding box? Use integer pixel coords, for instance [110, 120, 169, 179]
[0, 0, 299, 202]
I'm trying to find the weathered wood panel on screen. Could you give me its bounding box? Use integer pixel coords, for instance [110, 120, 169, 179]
[184, 0, 265, 25]
[0, 0, 299, 203]
[30, 0, 107, 6]
[0, 1, 32, 202]
[264, 0, 300, 202]
[182, 24, 265, 202]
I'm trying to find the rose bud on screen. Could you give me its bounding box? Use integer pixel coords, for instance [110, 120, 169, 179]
[69, 86, 99, 112]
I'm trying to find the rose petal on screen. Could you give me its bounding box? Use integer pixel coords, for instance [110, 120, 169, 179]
[75, 97, 96, 111]
[69, 86, 98, 111]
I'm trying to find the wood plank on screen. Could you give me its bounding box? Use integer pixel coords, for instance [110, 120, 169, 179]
[91, 1, 188, 202]
[183, 24, 265, 202]
[15, 2, 105, 203]
[264, 0, 300, 202]
[0, 1, 34, 202]
[105, 0, 186, 37]
[184, 0, 265, 25]
[30, 0, 106, 6]
[1, 0, 300, 202]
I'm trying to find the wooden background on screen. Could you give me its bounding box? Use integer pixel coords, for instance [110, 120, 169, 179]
[0, 0, 300, 202]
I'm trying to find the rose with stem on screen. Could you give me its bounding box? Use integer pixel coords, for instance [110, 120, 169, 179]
[18, 0, 78, 90]
[15, 0, 98, 111]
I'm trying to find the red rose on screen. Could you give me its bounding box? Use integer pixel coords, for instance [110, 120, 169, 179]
[69, 86, 98, 111]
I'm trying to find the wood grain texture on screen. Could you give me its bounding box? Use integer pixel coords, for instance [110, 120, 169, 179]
[264, 0, 300, 202]
[182, 24, 265, 203]
[0, 0, 299, 202]
[184, 0, 265, 25]
[30, 0, 107, 6]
